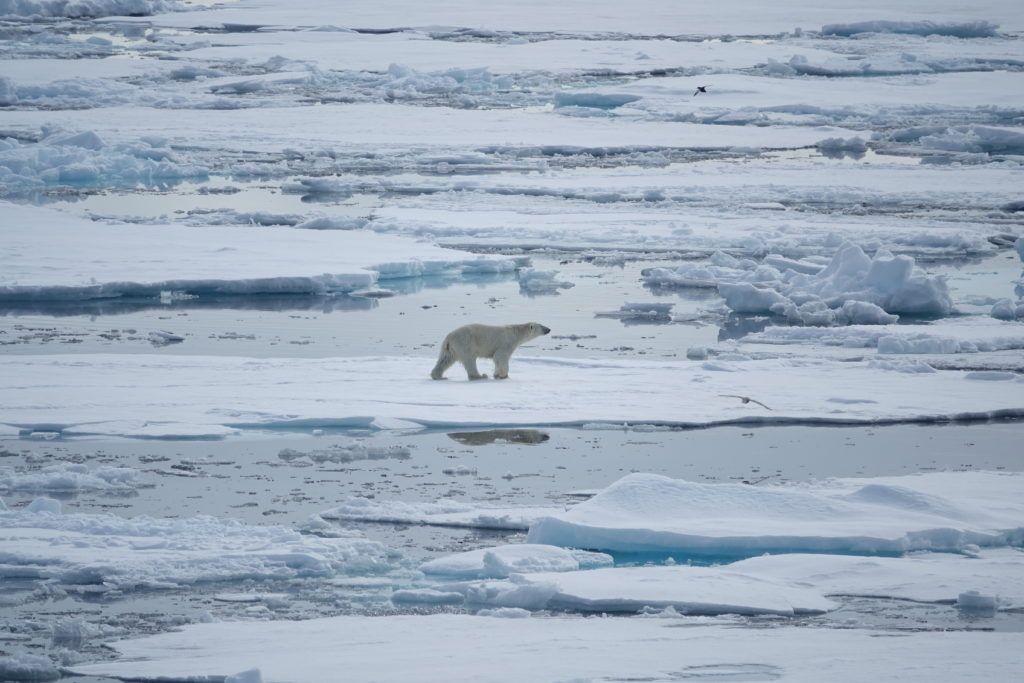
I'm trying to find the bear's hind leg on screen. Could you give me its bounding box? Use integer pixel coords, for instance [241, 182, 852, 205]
[431, 349, 456, 380]
[461, 357, 488, 380]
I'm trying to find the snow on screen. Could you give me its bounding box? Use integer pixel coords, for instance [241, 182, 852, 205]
[991, 299, 1024, 320]
[527, 471, 1024, 556]
[0, 103, 838, 155]
[0, 133, 208, 195]
[320, 498, 562, 531]
[3, 0, 1024, 676]
[709, 242, 954, 322]
[141, 0, 1024, 35]
[730, 548, 1024, 609]
[0, 463, 140, 492]
[821, 20, 1000, 38]
[0, 653, 59, 682]
[419, 544, 612, 579]
[516, 268, 573, 294]
[741, 317, 1024, 355]
[440, 565, 837, 615]
[1, 202, 515, 300]
[366, 161, 1015, 257]
[0, 501, 391, 589]
[0, 0, 182, 19]
[67, 614, 1024, 682]
[3, 354, 1023, 438]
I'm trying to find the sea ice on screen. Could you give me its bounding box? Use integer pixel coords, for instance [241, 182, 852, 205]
[0, 0, 182, 19]
[320, 498, 563, 531]
[820, 20, 1000, 38]
[419, 544, 612, 579]
[67, 613, 1024, 682]
[730, 548, 1024, 609]
[0, 652, 59, 682]
[700, 242, 953, 322]
[1, 202, 515, 301]
[0, 500, 392, 588]
[527, 471, 1024, 556]
[441, 564, 836, 615]
[516, 268, 574, 294]
[741, 317, 1024, 355]
[0, 463, 140, 492]
[3, 354, 1023, 438]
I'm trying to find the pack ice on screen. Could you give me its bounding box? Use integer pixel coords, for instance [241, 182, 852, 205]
[67, 614, 1024, 683]
[0, 498, 392, 589]
[4, 354, 1024, 438]
[421, 564, 836, 616]
[527, 471, 1024, 556]
[645, 242, 954, 324]
[0, 202, 515, 301]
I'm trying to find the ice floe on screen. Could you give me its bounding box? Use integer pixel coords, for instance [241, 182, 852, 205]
[820, 20, 1000, 38]
[320, 498, 562, 531]
[67, 613, 1024, 682]
[731, 548, 1024, 609]
[741, 316, 1024, 355]
[436, 564, 837, 616]
[663, 242, 954, 322]
[3, 354, 1022, 438]
[0, 500, 391, 589]
[419, 544, 612, 579]
[0, 132, 208, 196]
[0, 652, 59, 682]
[0, 463, 140, 492]
[527, 471, 1024, 556]
[516, 268, 574, 294]
[0, 202, 515, 301]
[0, 0, 182, 19]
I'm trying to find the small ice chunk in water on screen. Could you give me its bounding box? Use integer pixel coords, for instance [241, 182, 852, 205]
[686, 346, 709, 360]
[957, 591, 998, 613]
[148, 330, 184, 346]
[26, 497, 62, 514]
[225, 668, 263, 683]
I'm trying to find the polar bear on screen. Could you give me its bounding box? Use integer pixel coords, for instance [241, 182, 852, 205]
[431, 322, 551, 380]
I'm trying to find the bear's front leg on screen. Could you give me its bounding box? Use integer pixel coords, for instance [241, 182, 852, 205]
[462, 357, 488, 380]
[493, 351, 511, 380]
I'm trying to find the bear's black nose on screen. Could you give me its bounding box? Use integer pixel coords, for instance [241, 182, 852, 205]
[541, 326, 551, 335]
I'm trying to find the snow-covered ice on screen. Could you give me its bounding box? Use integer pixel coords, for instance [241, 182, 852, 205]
[740, 317, 1024, 355]
[3, 354, 1023, 437]
[439, 564, 837, 615]
[3, 0, 1024, 677]
[1, 202, 515, 300]
[731, 548, 1024, 609]
[527, 471, 1024, 555]
[675, 242, 954, 321]
[67, 614, 1024, 683]
[320, 498, 562, 531]
[0, 463, 140, 492]
[0, 500, 391, 588]
[419, 544, 612, 579]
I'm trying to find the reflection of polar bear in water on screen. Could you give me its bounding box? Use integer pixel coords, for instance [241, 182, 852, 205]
[431, 322, 551, 380]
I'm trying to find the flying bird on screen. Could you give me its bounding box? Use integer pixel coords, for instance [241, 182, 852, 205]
[719, 394, 772, 411]
[693, 85, 708, 96]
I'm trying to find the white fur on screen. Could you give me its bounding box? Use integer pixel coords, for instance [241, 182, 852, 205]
[431, 322, 550, 380]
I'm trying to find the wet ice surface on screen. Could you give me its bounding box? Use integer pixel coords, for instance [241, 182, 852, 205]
[3, 423, 1024, 680]
[3, 1, 1024, 680]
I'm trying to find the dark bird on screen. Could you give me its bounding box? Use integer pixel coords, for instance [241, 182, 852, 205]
[719, 394, 772, 411]
[693, 85, 708, 96]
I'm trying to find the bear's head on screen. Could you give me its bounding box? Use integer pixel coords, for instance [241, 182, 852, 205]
[523, 322, 551, 340]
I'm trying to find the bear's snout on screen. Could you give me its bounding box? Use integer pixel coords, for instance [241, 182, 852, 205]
[541, 326, 551, 335]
